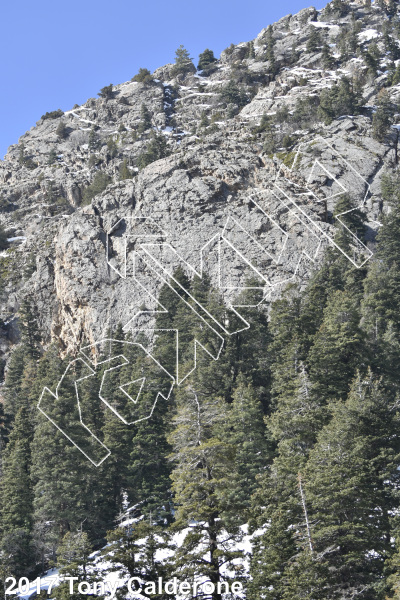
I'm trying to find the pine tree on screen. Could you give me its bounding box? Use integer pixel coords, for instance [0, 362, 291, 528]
[390, 64, 400, 86]
[322, 42, 334, 70]
[106, 525, 137, 578]
[54, 532, 93, 600]
[301, 196, 367, 328]
[0, 402, 8, 463]
[0, 403, 35, 576]
[331, 0, 348, 17]
[222, 375, 270, 523]
[373, 89, 394, 142]
[106, 136, 118, 159]
[281, 550, 328, 600]
[225, 282, 272, 405]
[119, 158, 131, 180]
[56, 121, 68, 140]
[336, 76, 361, 116]
[0, 528, 35, 580]
[333, 192, 366, 255]
[304, 372, 400, 599]
[171, 45, 195, 77]
[137, 132, 168, 170]
[249, 434, 321, 599]
[249, 359, 326, 599]
[151, 266, 192, 378]
[104, 520, 173, 598]
[260, 117, 278, 154]
[31, 346, 110, 566]
[268, 364, 325, 465]
[19, 297, 41, 360]
[247, 41, 256, 59]
[219, 80, 248, 108]
[387, 544, 400, 599]
[364, 42, 380, 77]
[347, 23, 361, 54]
[318, 77, 362, 124]
[249, 510, 297, 600]
[267, 288, 307, 404]
[3, 345, 27, 417]
[127, 269, 238, 526]
[197, 48, 217, 72]
[0, 223, 8, 251]
[250, 364, 400, 600]
[82, 171, 112, 204]
[88, 126, 101, 151]
[126, 340, 174, 523]
[361, 173, 400, 388]
[1, 404, 34, 534]
[74, 345, 118, 545]
[308, 289, 365, 403]
[97, 327, 132, 519]
[383, 23, 400, 61]
[131, 68, 153, 84]
[168, 384, 244, 597]
[181, 272, 237, 401]
[307, 26, 322, 53]
[299, 259, 343, 348]
[137, 104, 152, 134]
[98, 84, 113, 99]
[318, 87, 336, 124]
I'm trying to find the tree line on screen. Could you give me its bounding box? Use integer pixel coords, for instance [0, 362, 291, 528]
[2, 181, 400, 598]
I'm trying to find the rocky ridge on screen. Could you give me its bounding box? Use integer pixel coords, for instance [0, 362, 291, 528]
[0, 0, 399, 364]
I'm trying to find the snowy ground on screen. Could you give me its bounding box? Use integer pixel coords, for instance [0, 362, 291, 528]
[12, 523, 260, 599]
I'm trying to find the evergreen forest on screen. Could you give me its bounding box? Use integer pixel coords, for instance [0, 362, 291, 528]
[3, 177, 400, 600]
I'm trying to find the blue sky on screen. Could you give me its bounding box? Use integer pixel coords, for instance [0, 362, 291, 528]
[0, 0, 325, 159]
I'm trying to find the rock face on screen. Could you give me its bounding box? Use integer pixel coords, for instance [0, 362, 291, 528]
[0, 0, 398, 363]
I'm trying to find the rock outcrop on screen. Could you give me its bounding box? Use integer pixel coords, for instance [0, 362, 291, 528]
[0, 0, 398, 363]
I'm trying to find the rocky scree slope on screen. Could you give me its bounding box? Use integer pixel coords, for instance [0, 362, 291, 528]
[0, 0, 398, 363]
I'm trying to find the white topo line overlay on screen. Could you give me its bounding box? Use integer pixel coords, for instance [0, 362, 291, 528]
[39, 139, 374, 464]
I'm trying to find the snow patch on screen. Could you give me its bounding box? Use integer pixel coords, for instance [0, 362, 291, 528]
[7, 236, 27, 242]
[310, 21, 337, 29]
[14, 568, 60, 600]
[358, 29, 380, 42]
[69, 111, 97, 125]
